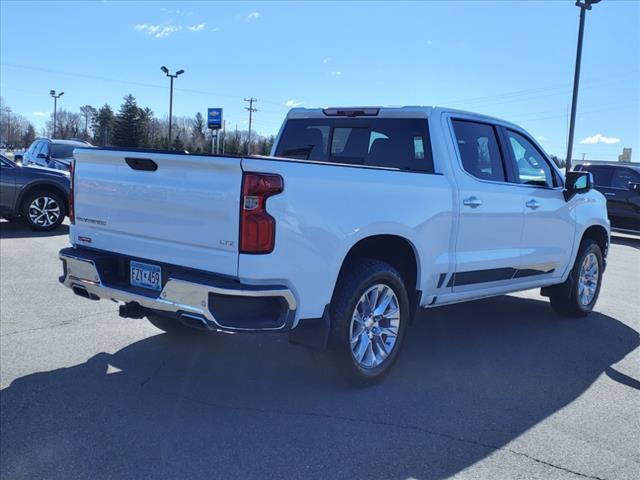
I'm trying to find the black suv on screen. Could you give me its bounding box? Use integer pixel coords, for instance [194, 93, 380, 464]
[20, 138, 90, 171]
[0, 154, 70, 230]
[576, 162, 640, 232]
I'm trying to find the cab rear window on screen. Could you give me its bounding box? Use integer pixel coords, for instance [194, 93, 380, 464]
[275, 118, 434, 173]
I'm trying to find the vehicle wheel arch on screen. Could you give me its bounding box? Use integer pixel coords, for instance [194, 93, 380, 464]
[17, 181, 68, 217]
[331, 234, 421, 321]
[581, 224, 609, 259]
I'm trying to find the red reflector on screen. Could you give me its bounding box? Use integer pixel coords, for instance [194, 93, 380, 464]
[69, 159, 75, 225]
[240, 173, 283, 254]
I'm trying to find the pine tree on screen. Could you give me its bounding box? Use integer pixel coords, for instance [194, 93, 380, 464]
[138, 107, 154, 147]
[112, 94, 142, 147]
[91, 105, 115, 146]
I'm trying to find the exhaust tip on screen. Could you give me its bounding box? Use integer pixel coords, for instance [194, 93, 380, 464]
[72, 285, 100, 301]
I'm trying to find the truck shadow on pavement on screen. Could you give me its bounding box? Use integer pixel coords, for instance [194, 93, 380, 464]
[1, 295, 638, 479]
[0, 219, 69, 239]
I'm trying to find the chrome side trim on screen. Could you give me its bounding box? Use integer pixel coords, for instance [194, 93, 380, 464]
[59, 252, 296, 332]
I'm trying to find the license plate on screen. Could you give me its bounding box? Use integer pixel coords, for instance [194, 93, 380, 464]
[130, 261, 162, 291]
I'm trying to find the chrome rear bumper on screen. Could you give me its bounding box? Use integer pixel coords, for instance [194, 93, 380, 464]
[59, 248, 296, 332]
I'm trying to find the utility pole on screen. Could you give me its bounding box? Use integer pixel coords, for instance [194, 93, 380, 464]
[244, 97, 257, 155]
[160, 66, 184, 147]
[565, 0, 601, 175]
[50, 90, 64, 138]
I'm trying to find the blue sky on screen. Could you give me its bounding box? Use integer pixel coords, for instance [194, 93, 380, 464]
[1, 0, 638, 161]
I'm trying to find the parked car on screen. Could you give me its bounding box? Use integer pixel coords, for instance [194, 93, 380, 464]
[576, 162, 640, 232]
[58, 106, 609, 384]
[22, 138, 91, 171]
[0, 154, 70, 230]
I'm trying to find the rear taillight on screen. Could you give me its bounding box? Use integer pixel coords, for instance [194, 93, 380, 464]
[69, 159, 75, 224]
[240, 172, 283, 254]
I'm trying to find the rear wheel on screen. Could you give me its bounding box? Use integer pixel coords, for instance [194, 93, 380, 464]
[548, 239, 603, 317]
[21, 190, 66, 231]
[330, 259, 409, 386]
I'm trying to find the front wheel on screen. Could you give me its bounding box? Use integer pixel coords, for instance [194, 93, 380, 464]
[548, 239, 603, 317]
[330, 259, 409, 386]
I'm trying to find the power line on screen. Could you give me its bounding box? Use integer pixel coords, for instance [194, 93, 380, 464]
[0, 62, 290, 109]
[244, 97, 257, 155]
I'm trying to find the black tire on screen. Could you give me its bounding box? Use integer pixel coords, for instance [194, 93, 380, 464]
[146, 313, 198, 335]
[548, 238, 603, 317]
[21, 190, 66, 231]
[330, 258, 410, 386]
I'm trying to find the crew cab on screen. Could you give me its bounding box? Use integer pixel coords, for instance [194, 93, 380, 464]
[58, 107, 610, 384]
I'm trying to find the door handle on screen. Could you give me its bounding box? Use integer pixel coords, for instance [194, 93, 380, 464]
[463, 196, 483, 208]
[525, 199, 541, 210]
[604, 192, 616, 197]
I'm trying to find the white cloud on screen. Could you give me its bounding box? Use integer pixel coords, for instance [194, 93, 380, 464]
[323, 57, 332, 64]
[536, 135, 546, 141]
[187, 23, 206, 32]
[329, 71, 342, 76]
[246, 12, 260, 22]
[284, 99, 304, 107]
[134, 23, 182, 38]
[579, 133, 621, 145]
[33, 112, 49, 117]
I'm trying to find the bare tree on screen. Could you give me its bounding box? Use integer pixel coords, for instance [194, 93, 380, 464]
[79, 105, 97, 140]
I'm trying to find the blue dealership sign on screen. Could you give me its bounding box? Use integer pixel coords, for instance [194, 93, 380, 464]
[207, 108, 223, 130]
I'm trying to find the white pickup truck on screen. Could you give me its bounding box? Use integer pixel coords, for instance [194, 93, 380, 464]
[59, 106, 609, 384]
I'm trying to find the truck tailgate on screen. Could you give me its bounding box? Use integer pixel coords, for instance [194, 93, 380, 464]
[71, 149, 242, 276]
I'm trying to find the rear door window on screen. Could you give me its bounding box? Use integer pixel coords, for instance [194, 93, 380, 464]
[275, 118, 434, 173]
[610, 168, 639, 189]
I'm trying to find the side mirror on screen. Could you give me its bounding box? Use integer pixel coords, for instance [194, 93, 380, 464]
[564, 171, 592, 201]
[13, 154, 23, 163]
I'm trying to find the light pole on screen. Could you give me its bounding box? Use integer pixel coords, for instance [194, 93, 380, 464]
[160, 66, 184, 147]
[565, 0, 600, 175]
[50, 90, 64, 138]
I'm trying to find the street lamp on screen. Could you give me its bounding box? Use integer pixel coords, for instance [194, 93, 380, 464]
[160, 66, 185, 147]
[565, 0, 601, 175]
[50, 90, 64, 138]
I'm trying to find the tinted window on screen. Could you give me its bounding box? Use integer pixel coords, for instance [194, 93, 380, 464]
[50, 144, 77, 159]
[610, 168, 639, 189]
[583, 166, 613, 187]
[452, 120, 505, 182]
[275, 118, 434, 173]
[506, 130, 555, 187]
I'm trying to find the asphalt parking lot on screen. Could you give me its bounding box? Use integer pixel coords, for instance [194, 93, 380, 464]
[1, 220, 638, 480]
